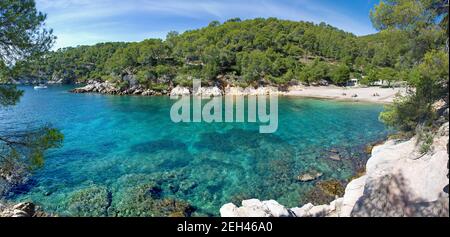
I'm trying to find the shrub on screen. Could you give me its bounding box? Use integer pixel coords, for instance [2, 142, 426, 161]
[379, 95, 436, 133]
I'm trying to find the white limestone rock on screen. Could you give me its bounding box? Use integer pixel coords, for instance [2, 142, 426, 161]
[261, 200, 290, 217]
[219, 203, 238, 217]
[291, 203, 314, 217]
[194, 86, 222, 97]
[339, 176, 367, 217]
[170, 86, 191, 97]
[219, 199, 290, 217]
[224, 86, 245, 95]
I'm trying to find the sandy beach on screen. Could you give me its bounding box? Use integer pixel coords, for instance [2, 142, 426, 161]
[283, 86, 408, 104]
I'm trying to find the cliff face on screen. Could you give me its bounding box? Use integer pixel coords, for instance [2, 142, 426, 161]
[220, 122, 449, 217]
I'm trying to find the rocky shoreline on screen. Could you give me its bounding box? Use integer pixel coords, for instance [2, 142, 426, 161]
[69, 80, 282, 97]
[0, 202, 52, 217]
[70, 80, 406, 104]
[220, 120, 449, 217]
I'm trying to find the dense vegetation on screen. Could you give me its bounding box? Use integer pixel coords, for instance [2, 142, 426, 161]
[373, 0, 449, 137]
[11, 17, 417, 89]
[1, 0, 63, 195]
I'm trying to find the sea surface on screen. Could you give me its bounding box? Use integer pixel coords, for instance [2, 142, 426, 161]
[0, 85, 390, 216]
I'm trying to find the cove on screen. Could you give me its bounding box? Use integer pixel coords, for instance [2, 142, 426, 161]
[0, 85, 391, 216]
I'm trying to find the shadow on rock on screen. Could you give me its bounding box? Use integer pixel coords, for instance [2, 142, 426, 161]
[352, 174, 449, 217]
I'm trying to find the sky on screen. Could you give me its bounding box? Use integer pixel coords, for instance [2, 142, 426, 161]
[35, 0, 381, 50]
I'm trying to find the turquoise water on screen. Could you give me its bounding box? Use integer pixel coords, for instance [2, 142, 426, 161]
[0, 85, 389, 216]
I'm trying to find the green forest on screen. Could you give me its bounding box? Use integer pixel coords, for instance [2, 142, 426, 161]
[11, 16, 444, 90]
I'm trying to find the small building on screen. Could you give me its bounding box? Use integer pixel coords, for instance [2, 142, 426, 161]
[346, 78, 359, 87]
[372, 80, 385, 86]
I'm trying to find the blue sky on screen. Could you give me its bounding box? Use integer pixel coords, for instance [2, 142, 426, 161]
[35, 0, 381, 49]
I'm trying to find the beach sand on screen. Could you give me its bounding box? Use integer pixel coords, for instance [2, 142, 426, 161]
[283, 86, 408, 104]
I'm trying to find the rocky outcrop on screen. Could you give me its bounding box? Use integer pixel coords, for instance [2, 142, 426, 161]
[47, 78, 64, 84]
[71, 81, 119, 94]
[220, 121, 449, 217]
[224, 86, 246, 95]
[220, 199, 291, 217]
[223, 86, 280, 96]
[47, 74, 68, 84]
[170, 86, 190, 97]
[350, 122, 449, 217]
[70, 80, 168, 96]
[220, 198, 343, 217]
[243, 86, 280, 95]
[0, 202, 51, 217]
[71, 80, 287, 97]
[193, 86, 222, 97]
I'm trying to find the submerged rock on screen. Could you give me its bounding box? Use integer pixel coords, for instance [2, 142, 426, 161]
[329, 153, 341, 161]
[220, 121, 449, 217]
[317, 180, 345, 197]
[109, 182, 194, 217]
[302, 179, 345, 205]
[66, 185, 111, 217]
[297, 170, 323, 182]
[329, 148, 339, 154]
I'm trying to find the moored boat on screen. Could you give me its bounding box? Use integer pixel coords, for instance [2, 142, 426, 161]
[34, 84, 48, 89]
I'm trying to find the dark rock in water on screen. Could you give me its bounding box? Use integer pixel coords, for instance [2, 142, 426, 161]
[157, 199, 196, 217]
[329, 153, 341, 161]
[297, 170, 323, 182]
[302, 179, 345, 205]
[41, 185, 58, 196]
[330, 148, 339, 154]
[317, 180, 345, 197]
[66, 185, 111, 217]
[109, 182, 195, 217]
[144, 185, 163, 199]
[179, 180, 198, 194]
[168, 183, 180, 193]
[43, 189, 53, 196]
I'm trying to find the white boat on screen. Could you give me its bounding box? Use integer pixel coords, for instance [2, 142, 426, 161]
[34, 84, 48, 89]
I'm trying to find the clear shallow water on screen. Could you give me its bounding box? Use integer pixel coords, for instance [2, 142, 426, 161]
[1, 85, 390, 216]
